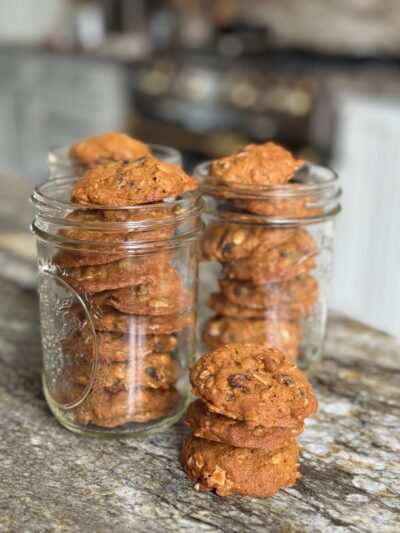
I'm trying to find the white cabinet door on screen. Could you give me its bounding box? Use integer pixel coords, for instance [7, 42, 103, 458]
[0, 52, 18, 174]
[14, 52, 129, 180]
[331, 93, 400, 337]
[0, 84, 17, 173]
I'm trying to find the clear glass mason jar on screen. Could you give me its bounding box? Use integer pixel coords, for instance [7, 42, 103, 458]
[195, 162, 341, 374]
[48, 143, 182, 178]
[31, 176, 203, 438]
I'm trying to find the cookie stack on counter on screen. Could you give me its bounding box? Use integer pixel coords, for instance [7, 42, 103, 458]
[202, 142, 320, 361]
[55, 132, 198, 428]
[180, 343, 318, 497]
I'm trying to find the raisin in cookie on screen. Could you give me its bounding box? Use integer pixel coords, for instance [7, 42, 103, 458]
[69, 132, 151, 167]
[180, 434, 300, 497]
[202, 222, 293, 262]
[71, 156, 197, 206]
[209, 142, 303, 186]
[202, 317, 300, 360]
[190, 343, 317, 427]
[186, 399, 303, 449]
[223, 229, 317, 284]
[219, 274, 318, 310]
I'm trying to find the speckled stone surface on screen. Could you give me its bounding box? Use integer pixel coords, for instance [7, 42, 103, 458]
[0, 273, 399, 533]
[0, 173, 399, 532]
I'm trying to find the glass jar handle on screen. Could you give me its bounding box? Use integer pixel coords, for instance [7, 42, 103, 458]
[38, 270, 99, 409]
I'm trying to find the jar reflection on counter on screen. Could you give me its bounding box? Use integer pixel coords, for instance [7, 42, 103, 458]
[31, 177, 203, 438]
[196, 162, 341, 374]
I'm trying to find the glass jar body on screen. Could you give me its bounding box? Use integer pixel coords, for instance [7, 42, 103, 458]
[196, 163, 340, 374]
[32, 179, 202, 438]
[48, 143, 182, 178]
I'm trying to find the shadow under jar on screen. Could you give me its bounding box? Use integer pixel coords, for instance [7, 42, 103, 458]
[31, 177, 203, 438]
[196, 162, 341, 374]
[48, 143, 183, 178]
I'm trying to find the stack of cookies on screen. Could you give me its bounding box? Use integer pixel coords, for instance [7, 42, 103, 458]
[54, 132, 198, 428]
[202, 142, 320, 361]
[180, 343, 318, 497]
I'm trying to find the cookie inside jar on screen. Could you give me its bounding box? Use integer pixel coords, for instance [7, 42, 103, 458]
[196, 141, 341, 373]
[32, 143, 202, 437]
[48, 132, 182, 178]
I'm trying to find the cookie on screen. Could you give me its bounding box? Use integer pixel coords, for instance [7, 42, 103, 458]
[55, 248, 125, 269]
[55, 208, 177, 268]
[207, 293, 303, 320]
[68, 353, 181, 391]
[234, 195, 322, 218]
[209, 142, 304, 186]
[186, 399, 303, 449]
[91, 266, 191, 315]
[93, 306, 195, 335]
[69, 132, 151, 167]
[55, 211, 124, 267]
[68, 386, 180, 427]
[202, 222, 293, 262]
[219, 274, 319, 311]
[64, 254, 171, 293]
[180, 434, 300, 497]
[71, 156, 198, 206]
[190, 343, 318, 428]
[101, 203, 180, 223]
[62, 330, 177, 361]
[223, 229, 317, 284]
[202, 317, 300, 360]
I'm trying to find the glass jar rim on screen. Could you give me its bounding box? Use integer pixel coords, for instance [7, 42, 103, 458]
[195, 160, 341, 225]
[195, 160, 339, 199]
[48, 143, 182, 170]
[31, 176, 203, 249]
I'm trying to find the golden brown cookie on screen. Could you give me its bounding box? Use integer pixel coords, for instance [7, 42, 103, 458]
[69, 386, 180, 427]
[186, 399, 303, 449]
[219, 274, 319, 311]
[235, 196, 322, 218]
[62, 330, 177, 362]
[202, 317, 300, 360]
[180, 434, 300, 497]
[55, 209, 176, 268]
[209, 142, 304, 186]
[91, 266, 191, 315]
[202, 222, 293, 262]
[55, 248, 125, 269]
[64, 254, 171, 293]
[207, 292, 303, 320]
[93, 307, 195, 335]
[101, 203, 180, 223]
[223, 229, 317, 284]
[71, 156, 198, 206]
[68, 353, 181, 391]
[69, 132, 151, 167]
[190, 343, 318, 428]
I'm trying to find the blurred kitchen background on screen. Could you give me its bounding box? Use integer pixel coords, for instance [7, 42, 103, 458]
[0, 0, 399, 337]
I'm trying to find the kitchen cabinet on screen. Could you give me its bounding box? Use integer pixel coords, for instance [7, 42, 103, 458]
[0, 48, 129, 181]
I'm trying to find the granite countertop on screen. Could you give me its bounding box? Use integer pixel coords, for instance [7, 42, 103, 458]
[0, 176, 400, 532]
